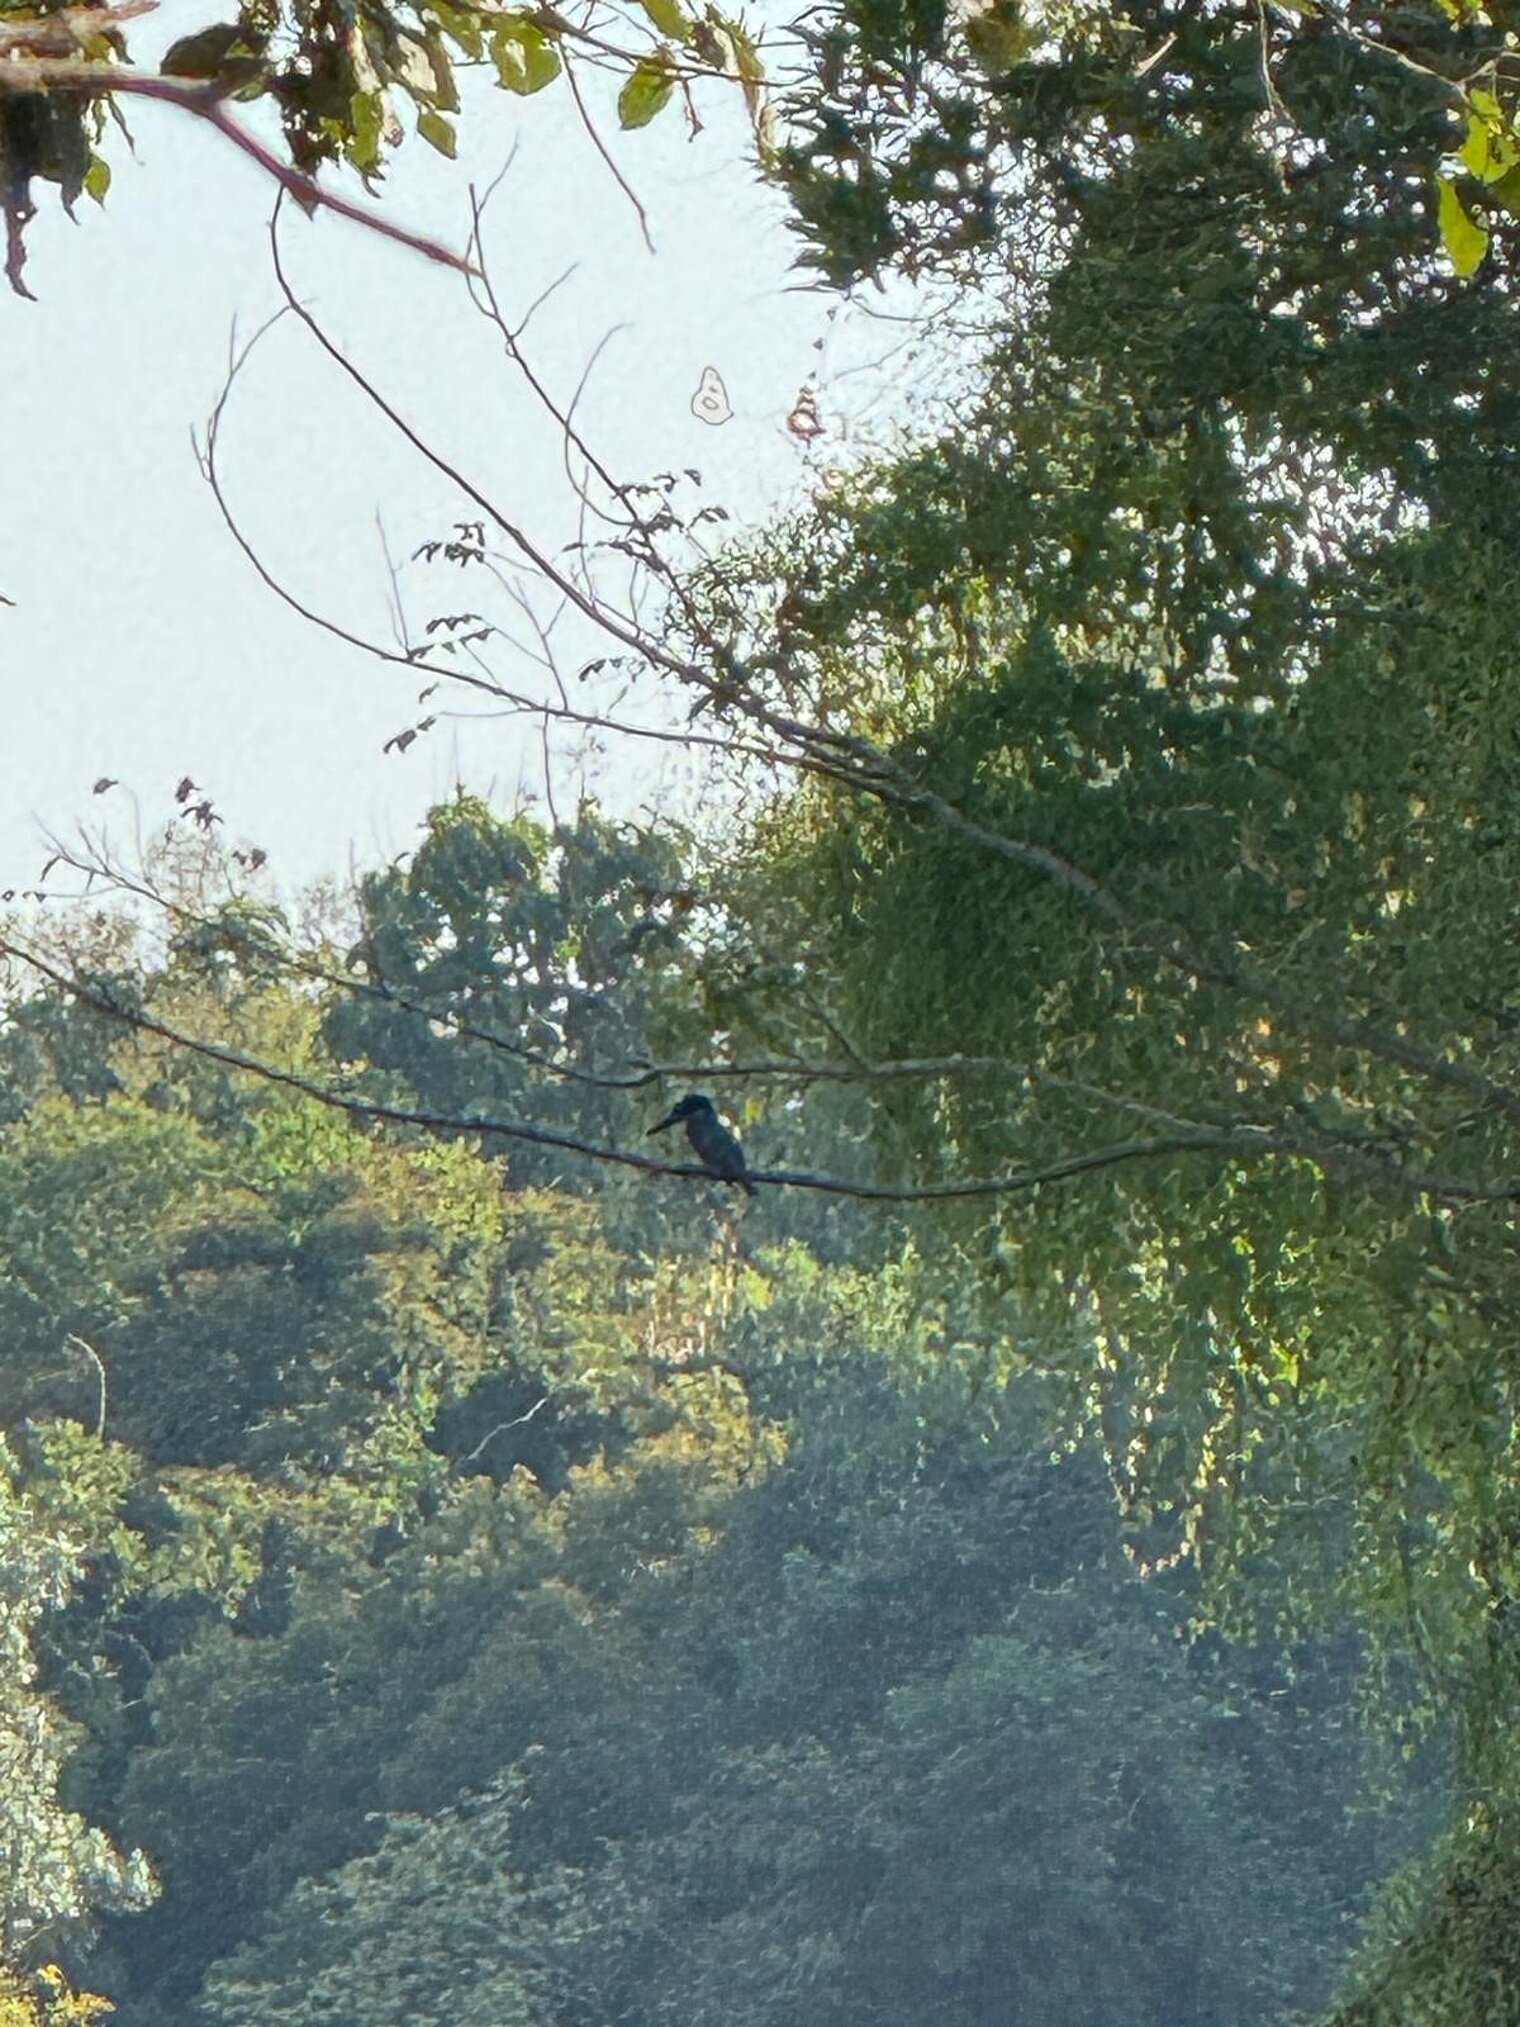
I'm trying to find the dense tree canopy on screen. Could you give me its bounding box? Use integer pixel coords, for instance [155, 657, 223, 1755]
[653, 0, 1520, 2015]
[12, 0, 1520, 2018]
[0, 807, 1437, 2026]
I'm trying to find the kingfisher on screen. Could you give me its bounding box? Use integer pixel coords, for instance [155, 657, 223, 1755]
[648, 1092, 756, 1196]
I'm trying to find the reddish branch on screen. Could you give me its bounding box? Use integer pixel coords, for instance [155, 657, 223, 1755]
[0, 55, 479, 274]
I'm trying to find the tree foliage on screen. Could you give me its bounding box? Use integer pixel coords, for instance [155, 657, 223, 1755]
[199, 1361, 1394, 2027]
[774, 0, 1520, 292]
[0, 818, 1425, 2025]
[11, 5, 1520, 2015]
[0, 0, 767, 293]
[580, 0, 1520, 2015]
[325, 795, 706, 1179]
[0, 1444, 154, 1969]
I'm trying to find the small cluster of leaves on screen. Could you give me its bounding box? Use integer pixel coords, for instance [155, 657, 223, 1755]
[0, 3, 118, 295]
[0, 1965, 115, 2027]
[158, 0, 659, 170]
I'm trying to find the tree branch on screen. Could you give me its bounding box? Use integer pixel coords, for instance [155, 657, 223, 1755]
[3, 936, 1514, 1206]
[0, 57, 478, 274]
[188, 170, 1520, 1160]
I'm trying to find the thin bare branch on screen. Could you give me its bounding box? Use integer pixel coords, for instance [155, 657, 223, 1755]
[459, 1395, 550, 1469]
[266, 209, 671, 669]
[2, 935, 1514, 1208]
[184, 165, 1520, 1158]
[194, 341, 859, 785]
[563, 56, 654, 253]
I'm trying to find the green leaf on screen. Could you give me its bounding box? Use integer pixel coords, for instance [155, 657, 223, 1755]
[54, 106, 92, 214]
[1437, 174, 1488, 276]
[490, 18, 562, 94]
[618, 53, 677, 129]
[639, 0, 695, 41]
[1488, 164, 1520, 216]
[162, 21, 263, 80]
[389, 30, 459, 112]
[431, 1, 484, 60]
[348, 89, 385, 175]
[1459, 108, 1518, 183]
[427, 37, 460, 113]
[417, 107, 457, 157]
[716, 10, 763, 97]
[83, 154, 110, 205]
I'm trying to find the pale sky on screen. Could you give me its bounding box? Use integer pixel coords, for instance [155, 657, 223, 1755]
[0, 2, 907, 901]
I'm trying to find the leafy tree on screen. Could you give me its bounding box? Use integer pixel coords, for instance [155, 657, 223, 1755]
[1322, 1795, 1520, 2024]
[197, 1354, 1411, 2027]
[0, 1966, 116, 2027]
[325, 795, 707, 1176]
[524, 0, 1520, 2011]
[0, 1439, 154, 1974]
[0, 825, 1446, 2026]
[312, 793, 901, 1285]
[775, 0, 1520, 292]
[82, 1326, 769, 2017]
[4, 0, 1510, 2015]
[201, 1776, 570, 2027]
[0, 880, 768, 2012]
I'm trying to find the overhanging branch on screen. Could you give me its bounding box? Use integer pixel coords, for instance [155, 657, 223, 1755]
[0, 55, 479, 274]
[3, 936, 1515, 1207]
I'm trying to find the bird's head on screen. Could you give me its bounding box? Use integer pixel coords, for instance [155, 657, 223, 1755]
[648, 1092, 716, 1136]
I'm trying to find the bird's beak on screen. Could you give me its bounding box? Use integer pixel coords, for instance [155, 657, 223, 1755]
[648, 1108, 681, 1137]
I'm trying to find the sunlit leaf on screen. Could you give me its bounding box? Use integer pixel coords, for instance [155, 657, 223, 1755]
[431, 0, 484, 60]
[417, 107, 457, 157]
[490, 18, 562, 95]
[1436, 174, 1488, 275]
[639, 0, 695, 43]
[618, 53, 677, 129]
[1459, 107, 1518, 183]
[348, 89, 385, 173]
[963, 6, 1036, 74]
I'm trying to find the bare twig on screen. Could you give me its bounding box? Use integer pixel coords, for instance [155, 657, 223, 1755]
[193, 319, 856, 785]
[459, 1395, 550, 1468]
[563, 57, 654, 254]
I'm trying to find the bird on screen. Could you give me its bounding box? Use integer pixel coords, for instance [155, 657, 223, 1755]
[648, 1092, 756, 1197]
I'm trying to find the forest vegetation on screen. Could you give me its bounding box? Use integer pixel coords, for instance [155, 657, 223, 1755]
[7, 0, 1520, 2020]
